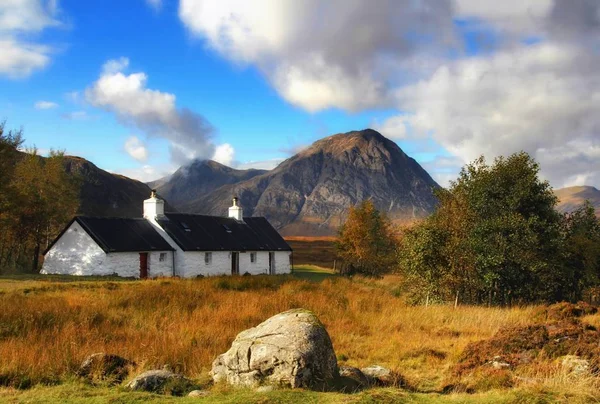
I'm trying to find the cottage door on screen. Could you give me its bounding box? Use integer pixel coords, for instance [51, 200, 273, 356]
[231, 252, 239, 275]
[269, 252, 275, 275]
[139, 252, 148, 279]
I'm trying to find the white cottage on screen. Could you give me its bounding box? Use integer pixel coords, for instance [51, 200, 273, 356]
[41, 193, 293, 278]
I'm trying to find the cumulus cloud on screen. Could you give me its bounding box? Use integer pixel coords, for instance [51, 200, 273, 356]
[112, 164, 174, 183]
[0, 38, 51, 78]
[389, 38, 600, 188]
[85, 58, 215, 165]
[179, 0, 457, 111]
[0, 0, 61, 78]
[178, 0, 600, 188]
[212, 143, 235, 166]
[124, 136, 148, 162]
[34, 100, 58, 109]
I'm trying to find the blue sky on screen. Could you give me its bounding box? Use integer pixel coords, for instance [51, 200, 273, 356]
[1, 1, 599, 188]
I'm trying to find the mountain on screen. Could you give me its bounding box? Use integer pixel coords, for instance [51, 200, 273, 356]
[154, 160, 267, 208]
[160, 129, 439, 236]
[63, 156, 165, 217]
[555, 186, 600, 217]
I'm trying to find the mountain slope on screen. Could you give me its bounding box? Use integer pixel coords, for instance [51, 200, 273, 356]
[555, 186, 600, 217]
[173, 129, 439, 236]
[63, 156, 164, 217]
[154, 160, 267, 208]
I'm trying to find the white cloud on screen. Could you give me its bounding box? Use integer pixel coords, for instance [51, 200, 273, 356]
[237, 158, 284, 171]
[0, 0, 60, 33]
[455, 0, 552, 35]
[178, 0, 456, 112]
[0, 0, 61, 78]
[0, 38, 51, 78]
[101, 56, 129, 75]
[112, 164, 175, 183]
[85, 57, 215, 165]
[124, 136, 148, 162]
[212, 143, 235, 167]
[390, 41, 600, 188]
[177, 0, 600, 187]
[34, 100, 58, 109]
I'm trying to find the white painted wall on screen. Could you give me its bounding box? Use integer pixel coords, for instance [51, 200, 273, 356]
[41, 221, 106, 276]
[148, 251, 175, 277]
[42, 218, 291, 278]
[274, 251, 292, 274]
[176, 250, 292, 277]
[179, 251, 230, 277]
[240, 251, 268, 275]
[41, 220, 173, 278]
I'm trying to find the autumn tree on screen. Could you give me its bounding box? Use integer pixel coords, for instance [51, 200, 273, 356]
[336, 200, 398, 277]
[0, 122, 79, 273]
[400, 152, 565, 305]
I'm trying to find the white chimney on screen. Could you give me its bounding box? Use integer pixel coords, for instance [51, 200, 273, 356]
[144, 189, 165, 220]
[228, 196, 243, 221]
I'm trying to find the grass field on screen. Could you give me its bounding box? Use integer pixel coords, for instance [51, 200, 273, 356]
[287, 239, 339, 268]
[0, 269, 599, 402]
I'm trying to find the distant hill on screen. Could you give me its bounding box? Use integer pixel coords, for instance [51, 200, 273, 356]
[63, 156, 167, 218]
[157, 129, 439, 236]
[555, 186, 600, 217]
[154, 160, 266, 208]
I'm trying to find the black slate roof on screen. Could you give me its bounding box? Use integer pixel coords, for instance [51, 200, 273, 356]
[157, 213, 292, 252]
[45, 217, 175, 254]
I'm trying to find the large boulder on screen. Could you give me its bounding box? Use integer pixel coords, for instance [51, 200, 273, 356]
[211, 308, 338, 389]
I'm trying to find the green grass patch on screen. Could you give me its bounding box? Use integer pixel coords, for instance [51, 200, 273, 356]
[292, 265, 336, 282]
[0, 382, 588, 403]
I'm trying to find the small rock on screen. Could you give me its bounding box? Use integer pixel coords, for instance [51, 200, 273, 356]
[559, 355, 590, 376]
[337, 366, 369, 392]
[77, 353, 132, 383]
[489, 356, 511, 370]
[339, 366, 369, 386]
[361, 365, 391, 385]
[256, 385, 274, 393]
[127, 369, 190, 393]
[211, 308, 338, 389]
[188, 389, 209, 397]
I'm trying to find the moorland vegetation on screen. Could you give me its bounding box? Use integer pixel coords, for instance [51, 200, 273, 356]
[2, 274, 600, 402]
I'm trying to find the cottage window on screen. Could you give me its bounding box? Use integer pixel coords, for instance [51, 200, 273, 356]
[159, 253, 167, 262]
[205, 252, 212, 265]
[250, 252, 256, 263]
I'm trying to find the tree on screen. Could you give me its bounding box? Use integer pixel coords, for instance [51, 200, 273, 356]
[0, 122, 79, 273]
[399, 152, 565, 305]
[336, 200, 398, 277]
[561, 201, 600, 302]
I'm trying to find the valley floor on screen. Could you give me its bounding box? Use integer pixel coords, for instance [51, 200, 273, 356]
[0, 268, 598, 402]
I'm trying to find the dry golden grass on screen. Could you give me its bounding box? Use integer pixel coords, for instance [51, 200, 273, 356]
[0, 273, 540, 394]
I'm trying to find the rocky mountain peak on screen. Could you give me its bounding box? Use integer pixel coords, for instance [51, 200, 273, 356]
[299, 129, 398, 160]
[163, 129, 440, 236]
